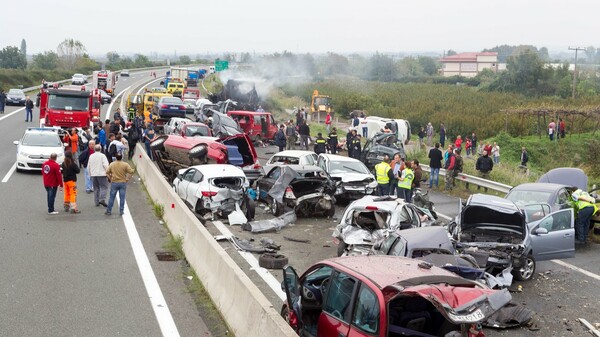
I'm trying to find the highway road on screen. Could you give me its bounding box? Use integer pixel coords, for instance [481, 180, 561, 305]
[0, 71, 215, 337]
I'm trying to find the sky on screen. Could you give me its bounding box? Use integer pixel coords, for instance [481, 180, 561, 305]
[1, 0, 599, 57]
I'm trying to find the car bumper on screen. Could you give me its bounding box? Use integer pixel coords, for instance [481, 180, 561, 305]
[202, 197, 242, 215]
[16, 155, 64, 170]
[159, 110, 186, 118]
[335, 184, 376, 198]
[6, 99, 25, 105]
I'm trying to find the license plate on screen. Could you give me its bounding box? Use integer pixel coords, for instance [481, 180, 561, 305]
[170, 106, 178, 109]
[448, 309, 485, 323]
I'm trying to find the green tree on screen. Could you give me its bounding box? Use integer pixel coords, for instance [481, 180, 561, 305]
[179, 55, 191, 64]
[57, 39, 87, 70]
[417, 56, 439, 75]
[20, 39, 27, 56]
[487, 50, 545, 96]
[75, 54, 99, 73]
[0, 46, 27, 69]
[446, 50, 457, 56]
[106, 51, 121, 68]
[366, 52, 396, 81]
[396, 56, 423, 77]
[32, 51, 60, 70]
[134, 54, 151, 67]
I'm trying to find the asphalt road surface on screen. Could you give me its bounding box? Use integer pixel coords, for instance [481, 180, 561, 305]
[202, 143, 600, 337]
[0, 71, 214, 337]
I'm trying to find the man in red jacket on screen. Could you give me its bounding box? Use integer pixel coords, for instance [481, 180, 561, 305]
[42, 153, 63, 215]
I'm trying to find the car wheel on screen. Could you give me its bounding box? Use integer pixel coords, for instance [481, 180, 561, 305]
[258, 253, 288, 269]
[326, 200, 336, 217]
[514, 254, 536, 281]
[189, 144, 207, 159]
[336, 241, 348, 257]
[271, 199, 282, 216]
[150, 135, 167, 151]
[243, 196, 256, 220]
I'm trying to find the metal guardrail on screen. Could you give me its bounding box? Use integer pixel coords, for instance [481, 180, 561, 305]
[421, 164, 513, 194]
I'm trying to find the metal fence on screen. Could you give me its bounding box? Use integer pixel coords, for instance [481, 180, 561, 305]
[421, 165, 513, 194]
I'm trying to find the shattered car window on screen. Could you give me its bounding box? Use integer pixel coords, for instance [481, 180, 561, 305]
[352, 285, 379, 334]
[350, 210, 390, 230]
[506, 190, 552, 206]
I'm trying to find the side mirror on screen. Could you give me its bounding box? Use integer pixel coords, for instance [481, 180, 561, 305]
[176, 173, 182, 181]
[534, 228, 549, 235]
[13, 140, 19, 145]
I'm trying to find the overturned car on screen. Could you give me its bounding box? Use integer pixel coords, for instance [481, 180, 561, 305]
[256, 166, 336, 217]
[360, 132, 406, 171]
[449, 194, 575, 281]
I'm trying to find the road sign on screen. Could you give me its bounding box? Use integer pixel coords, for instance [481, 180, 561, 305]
[215, 60, 229, 72]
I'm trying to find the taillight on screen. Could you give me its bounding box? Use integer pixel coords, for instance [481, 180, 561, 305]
[179, 105, 186, 110]
[201, 191, 217, 197]
[161, 104, 168, 109]
[253, 160, 261, 169]
[365, 206, 379, 210]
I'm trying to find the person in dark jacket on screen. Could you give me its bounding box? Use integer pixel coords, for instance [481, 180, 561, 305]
[314, 132, 327, 155]
[61, 151, 81, 213]
[42, 153, 63, 214]
[439, 123, 446, 147]
[349, 133, 362, 159]
[327, 127, 338, 154]
[78, 140, 95, 193]
[299, 122, 310, 150]
[428, 143, 443, 188]
[25, 96, 34, 122]
[520, 147, 529, 166]
[0, 89, 6, 114]
[475, 150, 494, 180]
[285, 120, 297, 150]
[346, 128, 354, 153]
[275, 124, 286, 152]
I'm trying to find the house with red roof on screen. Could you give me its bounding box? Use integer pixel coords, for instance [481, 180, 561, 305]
[439, 52, 499, 77]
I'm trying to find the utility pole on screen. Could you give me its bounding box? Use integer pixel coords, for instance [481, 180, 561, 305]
[569, 47, 585, 99]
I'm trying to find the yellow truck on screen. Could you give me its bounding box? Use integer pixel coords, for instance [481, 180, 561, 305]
[127, 92, 172, 124]
[166, 82, 185, 98]
[310, 89, 333, 121]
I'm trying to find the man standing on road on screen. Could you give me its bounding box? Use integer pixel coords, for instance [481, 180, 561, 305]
[428, 143, 442, 189]
[274, 124, 286, 152]
[25, 96, 34, 122]
[314, 132, 327, 155]
[327, 127, 338, 154]
[349, 132, 362, 160]
[571, 188, 599, 245]
[397, 160, 414, 202]
[78, 140, 95, 194]
[89, 144, 109, 207]
[374, 155, 393, 196]
[285, 120, 297, 150]
[475, 150, 494, 191]
[299, 121, 310, 150]
[42, 153, 63, 214]
[0, 89, 6, 114]
[105, 153, 135, 216]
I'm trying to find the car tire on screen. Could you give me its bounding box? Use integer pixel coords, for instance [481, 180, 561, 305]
[271, 199, 282, 216]
[259, 253, 288, 269]
[336, 241, 348, 257]
[326, 200, 336, 217]
[189, 144, 207, 159]
[513, 254, 536, 281]
[150, 135, 167, 151]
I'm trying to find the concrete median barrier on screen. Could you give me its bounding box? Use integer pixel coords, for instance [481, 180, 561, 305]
[133, 144, 297, 337]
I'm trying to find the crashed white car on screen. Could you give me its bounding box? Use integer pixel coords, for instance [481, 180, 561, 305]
[316, 153, 376, 200]
[172, 164, 254, 219]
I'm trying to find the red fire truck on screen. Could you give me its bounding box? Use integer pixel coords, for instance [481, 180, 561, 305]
[92, 70, 117, 96]
[38, 84, 103, 128]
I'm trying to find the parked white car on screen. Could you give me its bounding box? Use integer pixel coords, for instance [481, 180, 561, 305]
[263, 150, 318, 175]
[172, 164, 254, 219]
[14, 127, 66, 172]
[164, 117, 194, 135]
[316, 154, 376, 200]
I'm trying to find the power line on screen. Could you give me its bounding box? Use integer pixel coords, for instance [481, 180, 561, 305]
[568, 47, 586, 99]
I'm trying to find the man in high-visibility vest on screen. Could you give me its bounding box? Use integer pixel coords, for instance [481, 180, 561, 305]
[571, 188, 599, 245]
[397, 160, 414, 202]
[374, 155, 393, 196]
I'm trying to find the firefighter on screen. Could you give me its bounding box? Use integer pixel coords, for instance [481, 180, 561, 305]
[314, 132, 327, 155]
[571, 188, 599, 244]
[327, 127, 338, 154]
[397, 160, 414, 202]
[374, 155, 393, 196]
[349, 132, 362, 160]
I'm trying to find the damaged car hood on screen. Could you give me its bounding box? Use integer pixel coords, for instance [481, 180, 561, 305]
[332, 172, 375, 184]
[461, 202, 526, 240]
[268, 166, 332, 203]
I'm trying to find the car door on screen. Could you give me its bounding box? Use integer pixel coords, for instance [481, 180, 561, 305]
[318, 270, 357, 337]
[282, 266, 301, 332]
[257, 167, 280, 201]
[530, 208, 575, 260]
[347, 283, 382, 337]
[176, 168, 195, 203]
[185, 170, 204, 207]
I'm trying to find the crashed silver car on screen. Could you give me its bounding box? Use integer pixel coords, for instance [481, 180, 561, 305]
[333, 195, 438, 256]
[316, 153, 376, 200]
[450, 194, 575, 281]
[172, 164, 255, 220]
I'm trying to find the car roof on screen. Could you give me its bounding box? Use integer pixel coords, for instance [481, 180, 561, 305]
[184, 164, 245, 177]
[319, 154, 359, 162]
[510, 183, 567, 193]
[325, 256, 456, 289]
[270, 150, 315, 158]
[347, 195, 406, 211]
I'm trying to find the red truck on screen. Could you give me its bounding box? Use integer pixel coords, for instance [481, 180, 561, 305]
[38, 84, 102, 129]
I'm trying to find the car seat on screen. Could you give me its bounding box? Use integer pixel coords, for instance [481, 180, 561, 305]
[225, 145, 244, 166]
[394, 297, 432, 332]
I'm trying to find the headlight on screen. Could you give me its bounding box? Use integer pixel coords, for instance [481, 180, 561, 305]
[18, 151, 30, 157]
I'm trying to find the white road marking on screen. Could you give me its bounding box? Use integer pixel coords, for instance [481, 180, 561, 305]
[1, 163, 17, 183]
[105, 86, 132, 121]
[212, 220, 287, 301]
[0, 107, 25, 122]
[551, 259, 600, 282]
[119, 195, 180, 337]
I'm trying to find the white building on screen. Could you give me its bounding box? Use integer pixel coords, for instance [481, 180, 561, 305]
[440, 52, 499, 78]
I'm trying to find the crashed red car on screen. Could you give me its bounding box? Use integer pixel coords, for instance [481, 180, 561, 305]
[281, 255, 511, 337]
[150, 133, 262, 183]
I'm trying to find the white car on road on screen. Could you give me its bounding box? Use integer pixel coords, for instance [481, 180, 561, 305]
[316, 154, 376, 200]
[172, 164, 254, 219]
[71, 73, 87, 85]
[263, 150, 318, 175]
[14, 127, 65, 172]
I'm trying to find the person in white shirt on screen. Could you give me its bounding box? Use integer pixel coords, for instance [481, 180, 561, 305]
[492, 142, 500, 164]
[88, 144, 110, 207]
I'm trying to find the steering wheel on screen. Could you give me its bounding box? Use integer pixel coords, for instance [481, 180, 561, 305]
[320, 277, 330, 296]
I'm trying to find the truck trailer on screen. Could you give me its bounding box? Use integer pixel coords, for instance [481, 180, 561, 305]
[92, 70, 117, 96]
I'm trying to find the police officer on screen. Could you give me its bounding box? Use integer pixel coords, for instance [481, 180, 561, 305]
[327, 127, 338, 154]
[571, 188, 599, 245]
[349, 132, 362, 160]
[397, 160, 414, 202]
[374, 155, 393, 196]
[314, 132, 327, 155]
